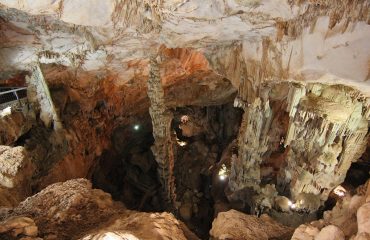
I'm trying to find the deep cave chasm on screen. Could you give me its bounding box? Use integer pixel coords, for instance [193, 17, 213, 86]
[0, 0, 370, 240]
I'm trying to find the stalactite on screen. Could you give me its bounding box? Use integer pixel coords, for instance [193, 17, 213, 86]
[229, 97, 272, 193]
[26, 64, 62, 131]
[147, 55, 176, 209]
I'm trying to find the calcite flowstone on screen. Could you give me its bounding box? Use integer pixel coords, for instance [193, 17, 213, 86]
[209, 209, 293, 240]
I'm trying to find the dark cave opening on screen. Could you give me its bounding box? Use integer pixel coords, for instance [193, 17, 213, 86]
[91, 114, 165, 212]
[90, 102, 243, 239]
[86, 95, 368, 238]
[171, 102, 243, 238]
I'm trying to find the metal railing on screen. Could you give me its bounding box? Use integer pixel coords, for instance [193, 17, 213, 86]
[0, 87, 28, 111]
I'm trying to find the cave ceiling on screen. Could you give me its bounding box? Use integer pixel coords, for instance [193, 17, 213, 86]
[0, 0, 369, 102]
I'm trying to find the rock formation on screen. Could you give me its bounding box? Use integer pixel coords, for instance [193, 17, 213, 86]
[229, 83, 370, 212]
[0, 178, 197, 240]
[291, 180, 370, 240]
[210, 209, 293, 240]
[0, 0, 369, 239]
[148, 55, 177, 208]
[0, 146, 34, 207]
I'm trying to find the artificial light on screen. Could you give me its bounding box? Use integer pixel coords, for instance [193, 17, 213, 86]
[218, 164, 229, 181]
[333, 185, 346, 197]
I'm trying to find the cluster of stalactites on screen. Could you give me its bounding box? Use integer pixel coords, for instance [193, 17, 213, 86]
[280, 84, 369, 205]
[230, 82, 369, 212]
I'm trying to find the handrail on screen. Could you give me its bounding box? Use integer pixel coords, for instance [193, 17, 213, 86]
[0, 87, 27, 106]
[0, 87, 27, 96]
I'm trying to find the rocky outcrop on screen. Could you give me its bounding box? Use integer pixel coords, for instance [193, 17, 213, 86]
[80, 211, 199, 240]
[209, 209, 293, 240]
[3, 178, 121, 239]
[0, 178, 197, 240]
[0, 146, 34, 207]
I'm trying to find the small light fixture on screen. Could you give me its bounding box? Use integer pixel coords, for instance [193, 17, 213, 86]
[218, 164, 229, 181]
[177, 141, 187, 147]
[333, 185, 346, 197]
[133, 124, 140, 131]
[175, 135, 187, 147]
[288, 200, 296, 210]
[181, 115, 189, 123]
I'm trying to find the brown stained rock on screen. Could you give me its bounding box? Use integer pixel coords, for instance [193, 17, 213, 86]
[8, 178, 123, 239]
[0, 216, 38, 238]
[209, 210, 293, 240]
[0, 111, 33, 146]
[0, 146, 34, 207]
[0, 178, 198, 240]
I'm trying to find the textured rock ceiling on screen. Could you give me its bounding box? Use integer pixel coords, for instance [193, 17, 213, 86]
[0, 0, 369, 95]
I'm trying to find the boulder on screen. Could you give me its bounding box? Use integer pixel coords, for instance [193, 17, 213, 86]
[291, 224, 320, 240]
[0, 178, 199, 240]
[4, 178, 122, 239]
[209, 210, 293, 240]
[0, 146, 35, 207]
[79, 212, 199, 240]
[357, 203, 370, 235]
[314, 225, 345, 240]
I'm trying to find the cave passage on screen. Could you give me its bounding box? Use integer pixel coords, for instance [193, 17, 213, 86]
[172, 102, 243, 238]
[91, 113, 165, 212]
